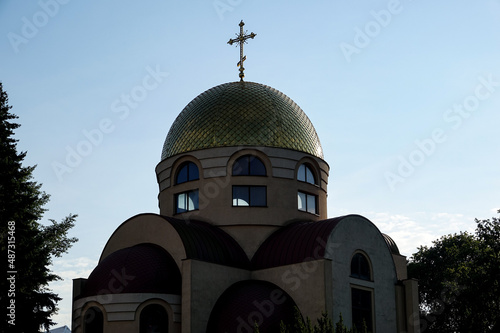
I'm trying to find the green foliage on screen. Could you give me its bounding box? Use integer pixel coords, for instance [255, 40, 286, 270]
[254, 320, 261, 333]
[408, 210, 500, 333]
[0, 82, 78, 332]
[273, 308, 355, 333]
[314, 312, 334, 333]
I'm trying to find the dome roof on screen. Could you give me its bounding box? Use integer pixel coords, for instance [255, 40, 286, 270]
[252, 216, 345, 270]
[382, 233, 401, 255]
[83, 243, 181, 297]
[161, 81, 323, 160]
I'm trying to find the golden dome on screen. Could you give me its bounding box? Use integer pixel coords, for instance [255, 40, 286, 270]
[161, 81, 323, 160]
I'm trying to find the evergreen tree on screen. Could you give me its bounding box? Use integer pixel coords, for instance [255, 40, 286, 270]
[314, 312, 334, 333]
[0, 82, 78, 332]
[278, 308, 356, 333]
[335, 313, 347, 333]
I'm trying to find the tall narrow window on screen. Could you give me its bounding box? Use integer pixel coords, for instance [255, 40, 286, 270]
[140, 304, 168, 333]
[233, 155, 266, 176]
[233, 186, 266, 207]
[297, 163, 316, 184]
[83, 307, 103, 333]
[298, 191, 318, 214]
[176, 161, 199, 184]
[175, 190, 199, 213]
[351, 253, 371, 280]
[351, 288, 373, 333]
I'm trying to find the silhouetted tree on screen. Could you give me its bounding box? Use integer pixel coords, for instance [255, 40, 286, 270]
[408, 210, 500, 332]
[0, 82, 78, 332]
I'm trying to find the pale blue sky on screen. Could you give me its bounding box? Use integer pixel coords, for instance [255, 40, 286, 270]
[1, 0, 499, 328]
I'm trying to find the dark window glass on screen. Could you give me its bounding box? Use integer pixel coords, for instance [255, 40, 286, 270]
[250, 186, 267, 206]
[351, 253, 371, 280]
[233, 155, 266, 176]
[83, 307, 103, 333]
[306, 194, 316, 214]
[140, 304, 169, 333]
[298, 191, 318, 214]
[232, 186, 249, 206]
[176, 162, 199, 184]
[233, 186, 266, 207]
[351, 288, 373, 333]
[298, 164, 316, 184]
[175, 190, 199, 213]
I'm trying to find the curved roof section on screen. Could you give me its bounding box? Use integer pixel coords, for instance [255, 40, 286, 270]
[382, 233, 401, 255]
[83, 243, 181, 297]
[252, 216, 346, 269]
[164, 216, 251, 269]
[206, 280, 297, 333]
[161, 81, 323, 160]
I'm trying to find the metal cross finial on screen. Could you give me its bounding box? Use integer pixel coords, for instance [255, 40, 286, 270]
[227, 20, 256, 81]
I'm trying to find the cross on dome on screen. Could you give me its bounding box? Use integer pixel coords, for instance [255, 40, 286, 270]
[227, 20, 256, 81]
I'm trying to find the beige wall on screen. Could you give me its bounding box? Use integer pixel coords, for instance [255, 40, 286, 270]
[182, 259, 251, 333]
[99, 214, 186, 269]
[72, 293, 181, 333]
[252, 259, 333, 322]
[156, 146, 329, 258]
[326, 216, 398, 332]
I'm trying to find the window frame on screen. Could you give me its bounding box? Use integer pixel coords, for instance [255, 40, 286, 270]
[232, 155, 266, 176]
[297, 191, 318, 215]
[83, 306, 104, 333]
[175, 161, 199, 185]
[140, 303, 169, 333]
[297, 163, 317, 185]
[350, 252, 373, 281]
[232, 185, 267, 207]
[351, 286, 374, 333]
[175, 189, 199, 214]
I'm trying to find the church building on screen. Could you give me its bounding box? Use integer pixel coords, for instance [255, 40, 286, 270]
[71, 21, 420, 333]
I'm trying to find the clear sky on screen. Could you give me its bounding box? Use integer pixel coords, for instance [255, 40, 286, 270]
[1, 0, 499, 328]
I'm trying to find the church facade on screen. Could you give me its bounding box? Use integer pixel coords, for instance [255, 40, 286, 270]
[71, 79, 420, 332]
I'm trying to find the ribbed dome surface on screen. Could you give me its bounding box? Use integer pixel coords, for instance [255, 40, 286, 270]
[382, 233, 401, 255]
[161, 81, 323, 160]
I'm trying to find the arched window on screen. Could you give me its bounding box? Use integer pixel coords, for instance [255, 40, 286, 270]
[232, 155, 266, 176]
[297, 163, 316, 184]
[350, 252, 371, 280]
[83, 306, 103, 333]
[176, 161, 199, 184]
[140, 304, 169, 333]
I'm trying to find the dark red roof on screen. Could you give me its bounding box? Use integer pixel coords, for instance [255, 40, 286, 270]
[206, 280, 298, 333]
[252, 216, 350, 269]
[83, 243, 181, 297]
[163, 216, 250, 269]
